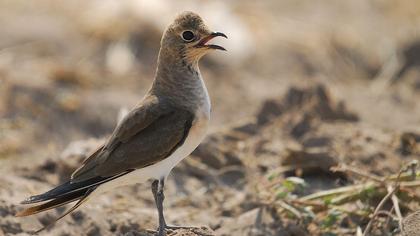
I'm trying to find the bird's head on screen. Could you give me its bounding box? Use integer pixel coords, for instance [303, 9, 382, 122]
[160, 11, 227, 65]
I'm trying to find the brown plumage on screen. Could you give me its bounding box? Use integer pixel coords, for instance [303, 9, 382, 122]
[71, 96, 194, 182]
[16, 11, 226, 235]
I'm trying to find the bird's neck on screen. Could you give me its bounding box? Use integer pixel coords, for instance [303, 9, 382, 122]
[149, 50, 209, 111]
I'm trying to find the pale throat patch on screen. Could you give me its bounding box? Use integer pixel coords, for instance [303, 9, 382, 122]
[184, 47, 208, 66]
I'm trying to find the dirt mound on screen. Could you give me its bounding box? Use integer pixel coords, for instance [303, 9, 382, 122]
[257, 84, 358, 126]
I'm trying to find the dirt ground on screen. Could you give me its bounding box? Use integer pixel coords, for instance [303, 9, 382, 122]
[1, 0, 420, 235]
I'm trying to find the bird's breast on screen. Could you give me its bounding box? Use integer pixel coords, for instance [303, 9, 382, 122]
[196, 75, 211, 119]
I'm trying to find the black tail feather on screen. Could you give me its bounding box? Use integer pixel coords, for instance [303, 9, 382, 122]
[16, 170, 133, 234]
[30, 187, 95, 235]
[21, 177, 105, 204]
[16, 188, 89, 217]
[21, 171, 131, 205]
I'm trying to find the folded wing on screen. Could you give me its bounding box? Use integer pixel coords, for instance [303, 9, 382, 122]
[71, 95, 194, 182]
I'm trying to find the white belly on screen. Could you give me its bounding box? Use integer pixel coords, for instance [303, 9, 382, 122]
[93, 114, 209, 195]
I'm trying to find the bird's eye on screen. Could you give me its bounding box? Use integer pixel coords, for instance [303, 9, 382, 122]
[181, 31, 195, 42]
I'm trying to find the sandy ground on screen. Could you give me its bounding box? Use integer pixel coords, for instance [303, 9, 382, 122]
[1, 0, 420, 235]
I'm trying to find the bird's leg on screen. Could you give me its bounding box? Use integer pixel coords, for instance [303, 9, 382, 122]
[151, 179, 199, 234]
[152, 179, 167, 236]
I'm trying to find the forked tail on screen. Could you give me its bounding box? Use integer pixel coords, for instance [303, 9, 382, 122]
[16, 171, 132, 234]
[16, 187, 95, 234]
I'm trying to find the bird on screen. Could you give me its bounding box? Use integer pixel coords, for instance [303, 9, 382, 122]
[16, 11, 227, 236]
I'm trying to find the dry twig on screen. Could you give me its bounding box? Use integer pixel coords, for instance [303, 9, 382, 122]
[362, 161, 413, 236]
[390, 188, 403, 232]
[331, 164, 384, 183]
[362, 184, 398, 236]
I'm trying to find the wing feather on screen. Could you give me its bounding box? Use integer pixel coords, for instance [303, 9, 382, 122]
[71, 95, 194, 182]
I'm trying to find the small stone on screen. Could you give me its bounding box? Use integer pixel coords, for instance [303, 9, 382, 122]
[402, 210, 420, 236]
[218, 167, 246, 187]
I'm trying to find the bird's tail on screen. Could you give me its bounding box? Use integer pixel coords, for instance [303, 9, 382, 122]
[16, 186, 95, 234]
[15, 187, 92, 217]
[15, 171, 131, 234]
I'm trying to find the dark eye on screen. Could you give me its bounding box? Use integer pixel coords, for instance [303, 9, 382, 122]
[181, 30, 195, 42]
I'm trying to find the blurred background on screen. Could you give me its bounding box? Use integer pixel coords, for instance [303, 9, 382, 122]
[1, 0, 420, 235]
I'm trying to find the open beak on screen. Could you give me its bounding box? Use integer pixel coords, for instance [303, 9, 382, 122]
[195, 32, 228, 51]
